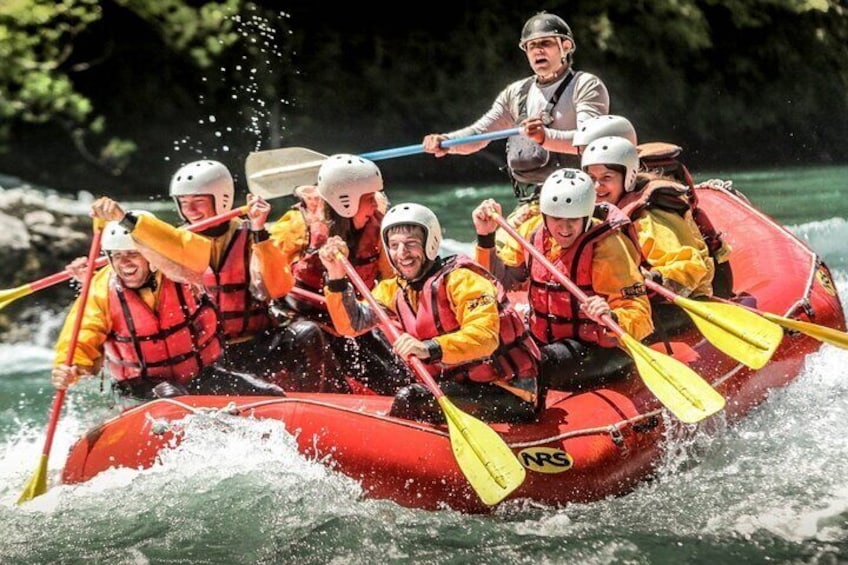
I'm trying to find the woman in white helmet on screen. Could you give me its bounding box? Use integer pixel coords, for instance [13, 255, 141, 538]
[581, 136, 726, 334]
[422, 11, 609, 200]
[270, 154, 392, 299]
[318, 203, 542, 423]
[472, 169, 653, 391]
[268, 154, 403, 393]
[51, 214, 285, 400]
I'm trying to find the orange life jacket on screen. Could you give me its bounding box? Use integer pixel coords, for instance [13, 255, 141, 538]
[202, 221, 272, 341]
[527, 204, 630, 345]
[293, 212, 384, 292]
[103, 275, 222, 383]
[394, 255, 541, 383]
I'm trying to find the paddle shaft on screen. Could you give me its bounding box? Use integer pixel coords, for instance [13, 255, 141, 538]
[336, 254, 444, 401]
[361, 127, 522, 161]
[246, 127, 523, 185]
[711, 294, 789, 319]
[289, 286, 326, 305]
[493, 215, 624, 338]
[39, 226, 104, 460]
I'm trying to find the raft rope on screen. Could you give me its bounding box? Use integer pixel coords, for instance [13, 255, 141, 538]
[132, 397, 677, 451]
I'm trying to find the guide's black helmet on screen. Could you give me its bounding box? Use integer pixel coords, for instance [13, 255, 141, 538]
[519, 12, 574, 51]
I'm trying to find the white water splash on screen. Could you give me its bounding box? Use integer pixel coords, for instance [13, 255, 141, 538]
[0, 343, 52, 375]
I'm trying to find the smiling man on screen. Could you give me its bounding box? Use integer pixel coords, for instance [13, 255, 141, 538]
[318, 203, 542, 424]
[472, 168, 653, 391]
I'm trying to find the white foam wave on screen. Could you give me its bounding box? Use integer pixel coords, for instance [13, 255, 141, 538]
[5, 402, 364, 515]
[439, 238, 474, 258]
[788, 217, 848, 270]
[0, 344, 52, 375]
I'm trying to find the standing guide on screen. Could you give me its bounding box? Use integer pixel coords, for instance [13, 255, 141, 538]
[422, 10, 610, 255]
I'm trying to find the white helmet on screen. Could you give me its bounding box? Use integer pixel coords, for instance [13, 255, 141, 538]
[581, 136, 639, 192]
[169, 160, 234, 219]
[539, 169, 596, 219]
[573, 115, 638, 149]
[381, 203, 442, 262]
[317, 154, 383, 218]
[102, 211, 153, 252]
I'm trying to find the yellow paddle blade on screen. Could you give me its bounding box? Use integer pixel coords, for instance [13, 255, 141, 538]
[17, 455, 48, 504]
[621, 333, 725, 424]
[675, 296, 783, 369]
[438, 396, 525, 506]
[761, 312, 848, 349]
[0, 284, 35, 312]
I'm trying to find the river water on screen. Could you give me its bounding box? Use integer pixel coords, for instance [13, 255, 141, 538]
[2, 165, 848, 564]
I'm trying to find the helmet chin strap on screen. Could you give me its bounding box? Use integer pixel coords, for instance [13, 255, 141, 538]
[537, 62, 567, 84]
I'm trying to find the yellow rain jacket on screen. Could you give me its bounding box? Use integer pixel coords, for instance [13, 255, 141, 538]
[493, 200, 541, 258]
[325, 265, 500, 366]
[632, 207, 713, 299]
[268, 207, 311, 266]
[131, 214, 293, 299]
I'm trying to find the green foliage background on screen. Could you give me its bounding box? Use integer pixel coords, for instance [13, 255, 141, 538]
[0, 0, 845, 196]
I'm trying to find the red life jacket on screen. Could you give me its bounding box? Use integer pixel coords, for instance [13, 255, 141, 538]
[103, 275, 222, 383]
[393, 255, 540, 384]
[293, 212, 384, 292]
[527, 204, 630, 345]
[202, 221, 272, 342]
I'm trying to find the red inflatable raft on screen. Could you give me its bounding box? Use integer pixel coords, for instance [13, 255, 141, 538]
[60, 184, 846, 513]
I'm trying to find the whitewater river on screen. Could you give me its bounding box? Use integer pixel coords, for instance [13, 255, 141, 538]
[2, 165, 847, 563]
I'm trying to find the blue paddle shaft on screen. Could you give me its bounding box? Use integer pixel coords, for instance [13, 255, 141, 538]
[361, 127, 522, 161]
